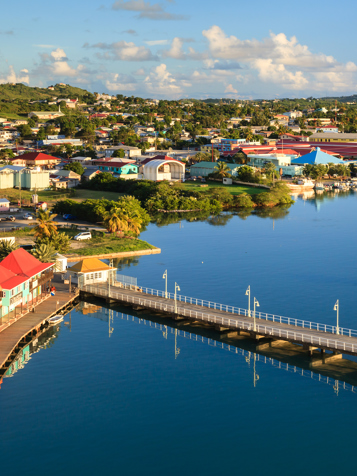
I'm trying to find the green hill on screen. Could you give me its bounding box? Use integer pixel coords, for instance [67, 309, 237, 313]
[0, 83, 94, 102]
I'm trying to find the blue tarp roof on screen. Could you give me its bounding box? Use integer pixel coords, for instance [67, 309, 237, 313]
[291, 147, 344, 165]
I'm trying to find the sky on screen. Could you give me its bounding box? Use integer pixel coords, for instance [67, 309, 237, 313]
[1, 0, 357, 100]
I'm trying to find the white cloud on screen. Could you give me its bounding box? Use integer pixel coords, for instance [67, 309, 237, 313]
[145, 39, 169, 46]
[32, 48, 90, 84]
[144, 63, 187, 96]
[0, 65, 29, 84]
[105, 73, 137, 91]
[163, 37, 207, 60]
[33, 44, 55, 48]
[84, 41, 158, 61]
[225, 84, 238, 94]
[201, 26, 357, 91]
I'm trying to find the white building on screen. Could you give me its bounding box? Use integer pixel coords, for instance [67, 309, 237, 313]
[66, 258, 116, 285]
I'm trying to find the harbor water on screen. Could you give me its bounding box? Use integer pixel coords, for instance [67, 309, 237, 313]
[1, 191, 357, 476]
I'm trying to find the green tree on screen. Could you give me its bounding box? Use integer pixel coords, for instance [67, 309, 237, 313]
[34, 210, 58, 240]
[31, 243, 57, 263]
[213, 162, 232, 178]
[112, 149, 125, 158]
[0, 240, 18, 261]
[64, 162, 85, 175]
[103, 207, 129, 234]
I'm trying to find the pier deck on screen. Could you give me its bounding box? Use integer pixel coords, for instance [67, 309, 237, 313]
[0, 281, 78, 368]
[81, 283, 357, 356]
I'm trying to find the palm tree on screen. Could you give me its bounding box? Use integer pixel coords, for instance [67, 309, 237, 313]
[0, 240, 18, 261]
[103, 207, 129, 234]
[214, 162, 232, 178]
[31, 243, 57, 263]
[34, 210, 58, 239]
[126, 211, 142, 235]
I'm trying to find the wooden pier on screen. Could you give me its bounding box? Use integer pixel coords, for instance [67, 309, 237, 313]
[0, 281, 78, 369]
[81, 282, 357, 357]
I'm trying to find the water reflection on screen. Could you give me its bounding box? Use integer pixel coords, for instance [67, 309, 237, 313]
[0, 325, 61, 388]
[78, 301, 357, 396]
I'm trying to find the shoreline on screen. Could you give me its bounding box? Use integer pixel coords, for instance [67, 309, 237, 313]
[65, 247, 161, 262]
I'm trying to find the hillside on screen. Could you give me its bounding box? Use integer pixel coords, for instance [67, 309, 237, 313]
[0, 83, 94, 102]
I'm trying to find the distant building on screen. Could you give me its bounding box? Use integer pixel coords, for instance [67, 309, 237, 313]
[28, 107, 65, 120]
[66, 258, 116, 285]
[309, 133, 357, 143]
[190, 161, 240, 178]
[10, 152, 60, 169]
[291, 147, 345, 165]
[140, 156, 185, 181]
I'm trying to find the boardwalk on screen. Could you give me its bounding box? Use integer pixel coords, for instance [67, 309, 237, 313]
[0, 281, 78, 369]
[81, 282, 357, 357]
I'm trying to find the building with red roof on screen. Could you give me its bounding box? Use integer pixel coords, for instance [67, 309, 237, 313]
[10, 152, 60, 168]
[0, 248, 54, 320]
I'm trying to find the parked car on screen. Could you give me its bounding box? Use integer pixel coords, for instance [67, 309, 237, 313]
[5, 216, 16, 221]
[63, 214, 77, 220]
[73, 232, 92, 241]
[23, 213, 34, 220]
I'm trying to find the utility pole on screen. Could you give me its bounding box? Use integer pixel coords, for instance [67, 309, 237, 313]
[334, 300, 339, 335]
[163, 270, 168, 298]
[253, 297, 260, 332]
[245, 285, 251, 317]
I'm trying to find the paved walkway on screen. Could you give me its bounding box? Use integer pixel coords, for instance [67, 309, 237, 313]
[82, 284, 357, 356]
[0, 281, 78, 368]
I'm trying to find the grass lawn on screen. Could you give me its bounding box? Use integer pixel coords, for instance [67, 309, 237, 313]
[0, 188, 73, 205]
[180, 180, 264, 196]
[0, 112, 28, 120]
[66, 236, 156, 256]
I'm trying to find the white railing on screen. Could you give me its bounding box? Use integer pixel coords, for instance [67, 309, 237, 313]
[103, 280, 357, 338]
[83, 284, 357, 354]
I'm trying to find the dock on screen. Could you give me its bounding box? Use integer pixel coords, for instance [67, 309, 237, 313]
[81, 281, 357, 358]
[0, 280, 78, 369]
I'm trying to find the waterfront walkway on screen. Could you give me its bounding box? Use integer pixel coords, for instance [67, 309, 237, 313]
[0, 281, 78, 369]
[81, 282, 357, 357]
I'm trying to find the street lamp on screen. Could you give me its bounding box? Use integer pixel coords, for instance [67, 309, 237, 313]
[245, 285, 251, 317]
[163, 269, 168, 298]
[334, 299, 339, 335]
[174, 282, 180, 314]
[253, 297, 260, 332]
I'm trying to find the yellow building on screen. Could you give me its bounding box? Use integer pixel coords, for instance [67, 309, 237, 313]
[310, 133, 357, 143]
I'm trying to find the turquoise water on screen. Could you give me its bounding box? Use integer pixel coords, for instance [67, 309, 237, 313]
[1, 192, 357, 476]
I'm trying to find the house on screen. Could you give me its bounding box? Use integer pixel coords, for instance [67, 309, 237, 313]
[316, 125, 339, 133]
[96, 160, 138, 177]
[190, 161, 241, 178]
[10, 152, 60, 169]
[54, 169, 81, 187]
[0, 248, 54, 320]
[104, 145, 141, 159]
[82, 168, 101, 181]
[28, 107, 65, 120]
[140, 155, 185, 181]
[0, 166, 50, 190]
[291, 147, 345, 165]
[66, 258, 116, 285]
[0, 198, 10, 212]
[309, 133, 357, 143]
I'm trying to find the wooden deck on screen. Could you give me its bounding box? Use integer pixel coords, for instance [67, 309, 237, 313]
[0, 281, 78, 369]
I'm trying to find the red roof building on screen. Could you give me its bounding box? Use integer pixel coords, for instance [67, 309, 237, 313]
[10, 152, 60, 167]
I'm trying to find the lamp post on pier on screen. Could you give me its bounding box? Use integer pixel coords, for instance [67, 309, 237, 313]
[253, 297, 260, 332]
[334, 299, 339, 335]
[174, 282, 180, 314]
[245, 285, 251, 317]
[163, 270, 168, 298]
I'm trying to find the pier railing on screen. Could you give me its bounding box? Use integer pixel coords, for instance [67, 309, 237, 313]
[106, 281, 357, 338]
[82, 283, 357, 353]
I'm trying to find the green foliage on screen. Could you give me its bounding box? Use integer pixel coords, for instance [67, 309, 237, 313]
[112, 149, 125, 158]
[0, 240, 18, 261]
[37, 232, 71, 253]
[237, 165, 260, 183]
[31, 243, 57, 263]
[233, 193, 254, 208]
[64, 162, 85, 175]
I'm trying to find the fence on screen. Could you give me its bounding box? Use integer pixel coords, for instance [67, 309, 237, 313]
[112, 280, 357, 338]
[82, 283, 357, 355]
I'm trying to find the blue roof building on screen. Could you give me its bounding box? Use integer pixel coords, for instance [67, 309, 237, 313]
[291, 147, 344, 165]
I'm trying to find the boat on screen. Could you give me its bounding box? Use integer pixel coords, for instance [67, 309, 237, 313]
[286, 179, 315, 191]
[48, 315, 63, 325]
[314, 182, 325, 191]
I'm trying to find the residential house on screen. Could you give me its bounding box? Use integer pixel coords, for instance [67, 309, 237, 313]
[66, 258, 116, 285]
[0, 198, 10, 212]
[0, 248, 54, 320]
[10, 152, 61, 169]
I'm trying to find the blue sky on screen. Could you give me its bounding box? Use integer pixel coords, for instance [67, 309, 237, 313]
[1, 0, 356, 99]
